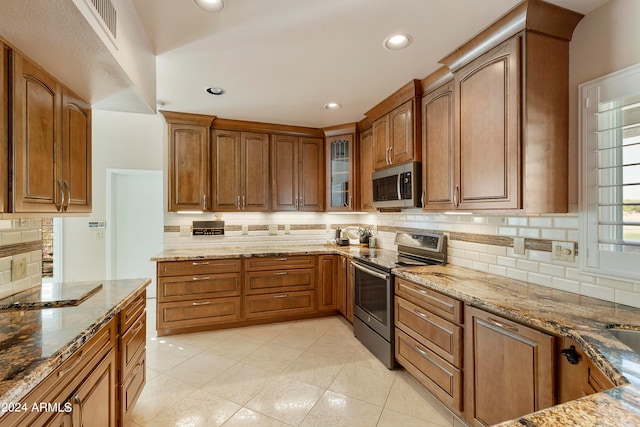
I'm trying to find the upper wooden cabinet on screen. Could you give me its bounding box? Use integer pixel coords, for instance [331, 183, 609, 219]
[211, 129, 270, 211]
[272, 135, 324, 211]
[359, 128, 374, 211]
[435, 0, 583, 213]
[366, 80, 422, 171]
[163, 111, 212, 212]
[324, 124, 358, 212]
[422, 71, 455, 211]
[62, 88, 92, 212]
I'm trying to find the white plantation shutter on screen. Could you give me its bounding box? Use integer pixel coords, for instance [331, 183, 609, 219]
[580, 63, 640, 280]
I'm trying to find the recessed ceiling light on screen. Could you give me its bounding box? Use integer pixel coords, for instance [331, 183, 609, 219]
[383, 33, 412, 50]
[193, 0, 224, 12]
[206, 87, 226, 96]
[324, 102, 341, 110]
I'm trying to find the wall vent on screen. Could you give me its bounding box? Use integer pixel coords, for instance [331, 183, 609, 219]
[88, 0, 117, 40]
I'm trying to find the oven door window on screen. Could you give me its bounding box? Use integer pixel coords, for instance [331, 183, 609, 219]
[353, 264, 391, 340]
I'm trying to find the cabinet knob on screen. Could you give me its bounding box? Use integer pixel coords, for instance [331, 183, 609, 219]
[561, 345, 581, 365]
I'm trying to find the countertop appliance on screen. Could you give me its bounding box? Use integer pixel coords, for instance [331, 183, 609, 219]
[372, 162, 421, 209]
[351, 231, 447, 369]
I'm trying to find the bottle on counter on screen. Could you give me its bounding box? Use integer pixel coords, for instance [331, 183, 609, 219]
[369, 236, 376, 249]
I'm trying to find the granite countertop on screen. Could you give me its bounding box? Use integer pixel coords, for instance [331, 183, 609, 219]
[0, 278, 150, 407]
[393, 265, 640, 426]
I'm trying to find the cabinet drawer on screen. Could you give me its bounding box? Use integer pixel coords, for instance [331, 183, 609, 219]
[121, 290, 146, 333]
[396, 278, 463, 324]
[121, 311, 146, 379]
[157, 258, 241, 277]
[121, 349, 146, 421]
[245, 290, 315, 319]
[158, 273, 241, 302]
[584, 358, 615, 395]
[245, 268, 315, 295]
[245, 255, 316, 271]
[158, 297, 241, 329]
[396, 329, 462, 412]
[395, 297, 462, 367]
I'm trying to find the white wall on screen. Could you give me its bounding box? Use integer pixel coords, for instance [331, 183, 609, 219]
[62, 110, 164, 281]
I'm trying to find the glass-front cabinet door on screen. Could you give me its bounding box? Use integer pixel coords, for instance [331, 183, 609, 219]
[326, 133, 355, 211]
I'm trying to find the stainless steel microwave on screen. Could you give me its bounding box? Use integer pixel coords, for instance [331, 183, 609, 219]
[372, 162, 421, 209]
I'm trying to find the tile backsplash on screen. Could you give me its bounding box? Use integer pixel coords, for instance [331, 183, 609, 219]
[164, 208, 640, 308]
[0, 219, 43, 299]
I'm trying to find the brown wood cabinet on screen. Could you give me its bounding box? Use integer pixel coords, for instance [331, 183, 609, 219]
[335, 255, 354, 322]
[359, 128, 374, 211]
[422, 79, 455, 211]
[325, 133, 356, 211]
[211, 129, 270, 211]
[71, 347, 117, 427]
[395, 277, 464, 414]
[465, 306, 555, 426]
[163, 111, 212, 212]
[119, 291, 147, 424]
[272, 135, 324, 211]
[372, 99, 418, 170]
[318, 255, 338, 312]
[10, 52, 92, 214]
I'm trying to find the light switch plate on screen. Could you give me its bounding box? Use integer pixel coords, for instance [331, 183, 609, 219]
[513, 237, 525, 255]
[284, 224, 291, 234]
[12, 257, 27, 281]
[552, 241, 576, 262]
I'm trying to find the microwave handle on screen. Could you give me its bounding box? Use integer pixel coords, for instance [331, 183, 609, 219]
[397, 173, 402, 201]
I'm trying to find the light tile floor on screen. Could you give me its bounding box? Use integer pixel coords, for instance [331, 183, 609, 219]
[128, 301, 465, 427]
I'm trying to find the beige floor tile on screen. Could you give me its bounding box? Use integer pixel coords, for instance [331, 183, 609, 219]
[348, 345, 390, 371]
[144, 389, 241, 427]
[146, 344, 197, 372]
[269, 330, 321, 350]
[202, 361, 275, 405]
[166, 352, 237, 387]
[384, 371, 454, 425]
[377, 408, 452, 427]
[236, 322, 294, 340]
[246, 376, 324, 426]
[300, 390, 382, 427]
[146, 366, 160, 382]
[221, 407, 293, 427]
[304, 340, 356, 364]
[206, 333, 267, 360]
[328, 362, 396, 407]
[281, 351, 345, 389]
[285, 318, 335, 338]
[242, 342, 305, 373]
[129, 373, 197, 425]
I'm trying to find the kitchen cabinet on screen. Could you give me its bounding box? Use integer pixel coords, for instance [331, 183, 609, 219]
[163, 111, 213, 212]
[271, 135, 324, 211]
[156, 259, 242, 335]
[119, 291, 147, 423]
[372, 99, 418, 170]
[11, 52, 92, 214]
[422, 76, 455, 211]
[336, 255, 354, 322]
[318, 255, 338, 312]
[464, 306, 555, 426]
[211, 129, 270, 211]
[359, 128, 374, 211]
[394, 277, 464, 413]
[71, 347, 117, 427]
[325, 132, 356, 211]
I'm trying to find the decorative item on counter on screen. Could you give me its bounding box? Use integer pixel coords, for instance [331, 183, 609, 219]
[358, 227, 373, 245]
[369, 236, 376, 249]
[335, 227, 341, 240]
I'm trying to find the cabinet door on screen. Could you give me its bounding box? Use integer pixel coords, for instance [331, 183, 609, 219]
[372, 115, 390, 170]
[359, 128, 374, 211]
[455, 37, 520, 210]
[326, 134, 354, 211]
[0, 43, 8, 213]
[336, 256, 347, 316]
[72, 349, 117, 427]
[465, 306, 554, 426]
[422, 83, 455, 210]
[242, 132, 270, 211]
[61, 88, 91, 212]
[389, 99, 415, 164]
[212, 129, 241, 211]
[12, 53, 63, 212]
[271, 134, 298, 211]
[318, 255, 338, 311]
[168, 123, 209, 212]
[345, 260, 354, 322]
[299, 137, 324, 211]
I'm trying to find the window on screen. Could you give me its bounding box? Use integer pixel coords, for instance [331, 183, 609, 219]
[580, 63, 640, 281]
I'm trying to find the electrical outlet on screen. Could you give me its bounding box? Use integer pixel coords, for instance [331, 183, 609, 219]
[268, 224, 278, 235]
[12, 257, 27, 281]
[552, 241, 576, 262]
[513, 237, 526, 255]
[242, 224, 248, 235]
[180, 225, 191, 236]
[285, 224, 291, 234]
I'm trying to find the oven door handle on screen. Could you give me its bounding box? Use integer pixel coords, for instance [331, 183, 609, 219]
[351, 261, 391, 280]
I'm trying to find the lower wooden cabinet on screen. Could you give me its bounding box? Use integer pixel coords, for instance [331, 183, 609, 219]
[119, 291, 147, 423]
[71, 348, 117, 427]
[245, 290, 315, 319]
[158, 297, 242, 330]
[318, 255, 338, 312]
[464, 306, 555, 426]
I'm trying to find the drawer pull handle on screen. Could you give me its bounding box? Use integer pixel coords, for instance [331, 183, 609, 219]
[192, 261, 210, 266]
[486, 317, 519, 333]
[274, 272, 288, 276]
[413, 309, 430, 320]
[273, 294, 289, 298]
[192, 301, 211, 306]
[131, 319, 145, 336]
[131, 360, 143, 376]
[192, 276, 211, 281]
[58, 352, 84, 377]
[74, 395, 84, 426]
[414, 346, 436, 364]
[414, 288, 454, 310]
[276, 258, 289, 261]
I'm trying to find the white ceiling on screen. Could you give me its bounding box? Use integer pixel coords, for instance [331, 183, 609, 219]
[131, 0, 609, 128]
[0, 0, 610, 128]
